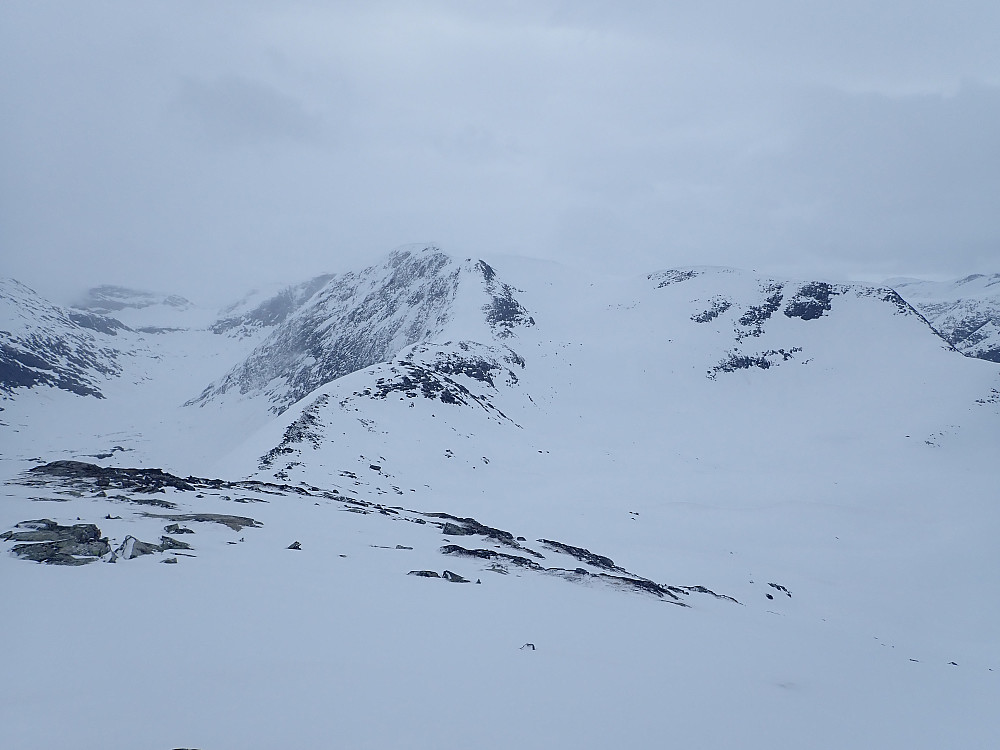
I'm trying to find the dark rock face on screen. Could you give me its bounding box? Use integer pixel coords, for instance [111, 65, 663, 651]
[2, 520, 102, 544]
[30, 460, 197, 490]
[23, 460, 309, 506]
[140, 513, 261, 531]
[159, 536, 193, 551]
[708, 347, 803, 378]
[538, 539, 621, 572]
[592, 573, 685, 601]
[476, 261, 535, 338]
[677, 585, 740, 603]
[768, 582, 792, 597]
[114, 534, 192, 560]
[976, 388, 1000, 405]
[66, 312, 129, 336]
[441, 544, 543, 570]
[441, 570, 469, 583]
[737, 283, 785, 339]
[784, 282, 841, 321]
[3, 519, 110, 565]
[26, 461, 193, 505]
[259, 395, 330, 471]
[861, 287, 923, 317]
[354, 343, 524, 422]
[0, 343, 108, 397]
[648, 269, 699, 288]
[438, 543, 691, 604]
[408, 570, 440, 578]
[428, 513, 542, 556]
[691, 298, 732, 323]
[367, 360, 505, 412]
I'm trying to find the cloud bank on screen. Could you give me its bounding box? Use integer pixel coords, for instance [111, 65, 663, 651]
[2, 1, 998, 304]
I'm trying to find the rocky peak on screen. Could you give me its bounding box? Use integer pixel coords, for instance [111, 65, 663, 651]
[187, 246, 533, 415]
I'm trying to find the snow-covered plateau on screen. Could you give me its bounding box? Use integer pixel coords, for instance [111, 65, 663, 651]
[2, 246, 998, 749]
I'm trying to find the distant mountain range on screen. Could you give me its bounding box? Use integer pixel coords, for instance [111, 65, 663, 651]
[4, 248, 995, 410]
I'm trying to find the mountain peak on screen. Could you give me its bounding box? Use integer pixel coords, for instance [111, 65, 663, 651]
[74, 285, 192, 315]
[188, 247, 534, 414]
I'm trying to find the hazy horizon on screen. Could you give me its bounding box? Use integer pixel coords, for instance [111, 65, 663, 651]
[3, 2, 999, 305]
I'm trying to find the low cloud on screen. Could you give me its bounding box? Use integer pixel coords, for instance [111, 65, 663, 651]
[168, 75, 325, 146]
[2, 2, 999, 303]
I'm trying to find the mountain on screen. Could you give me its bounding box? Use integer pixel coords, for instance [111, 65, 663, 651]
[72, 283, 210, 331]
[209, 273, 335, 338]
[890, 273, 1000, 362]
[1, 251, 998, 749]
[190, 245, 533, 415]
[224, 262, 992, 531]
[0, 277, 136, 399]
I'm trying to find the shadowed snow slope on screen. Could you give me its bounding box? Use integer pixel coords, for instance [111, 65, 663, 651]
[1, 252, 998, 750]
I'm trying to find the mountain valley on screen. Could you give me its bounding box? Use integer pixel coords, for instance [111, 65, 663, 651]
[2, 245, 998, 749]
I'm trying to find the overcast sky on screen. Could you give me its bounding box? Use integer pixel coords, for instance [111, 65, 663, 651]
[2, 1, 999, 305]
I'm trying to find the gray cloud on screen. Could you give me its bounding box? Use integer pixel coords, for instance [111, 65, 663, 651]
[168, 75, 325, 145]
[1, 1, 998, 305]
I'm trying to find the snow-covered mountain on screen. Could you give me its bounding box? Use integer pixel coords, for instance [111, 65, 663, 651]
[72, 283, 211, 331]
[190, 245, 533, 415]
[74, 283, 193, 315]
[890, 273, 1000, 362]
[209, 273, 335, 338]
[1, 249, 998, 749]
[0, 277, 137, 399]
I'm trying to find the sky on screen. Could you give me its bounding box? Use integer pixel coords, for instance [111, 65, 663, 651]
[2, 1, 999, 306]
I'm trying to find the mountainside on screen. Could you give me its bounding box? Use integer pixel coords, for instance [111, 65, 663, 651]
[1, 252, 998, 750]
[224, 261, 992, 529]
[0, 277, 137, 399]
[890, 273, 1000, 362]
[210, 273, 335, 338]
[190, 245, 533, 415]
[72, 283, 212, 331]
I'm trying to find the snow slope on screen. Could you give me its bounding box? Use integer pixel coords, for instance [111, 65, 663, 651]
[891, 273, 1000, 362]
[1, 249, 998, 749]
[1, 279, 267, 476]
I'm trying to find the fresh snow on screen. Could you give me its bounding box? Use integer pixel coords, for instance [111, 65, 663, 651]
[2, 247, 998, 749]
